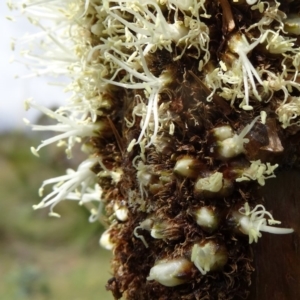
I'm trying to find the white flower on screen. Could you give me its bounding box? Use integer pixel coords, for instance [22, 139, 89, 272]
[33, 157, 99, 217]
[262, 68, 300, 105]
[102, 46, 165, 147]
[9, 0, 80, 78]
[276, 96, 300, 128]
[236, 160, 278, 186]
[106, 0, 189, 53]
[235, 202, 294, 244]
[25, 99, 103, 158]
[65, 184, 104, 223]
[227, 33, 264, 110]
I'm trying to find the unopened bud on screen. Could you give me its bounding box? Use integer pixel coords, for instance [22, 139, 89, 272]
[99, 228, 114, 250]
[113, 202, 129, 221]
[191, 206, 220, 233]
[174, 156, 203, 179]
[210, 125, 233, 141]
[147, 258, 193, 287]
[284, 15, 300, 35]
[150, 219, 183, 240]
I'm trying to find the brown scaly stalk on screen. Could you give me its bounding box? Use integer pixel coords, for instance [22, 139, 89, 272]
[9, 0, 300, 299]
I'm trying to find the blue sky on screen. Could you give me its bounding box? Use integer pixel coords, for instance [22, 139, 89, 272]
[0, 2, 65, 132]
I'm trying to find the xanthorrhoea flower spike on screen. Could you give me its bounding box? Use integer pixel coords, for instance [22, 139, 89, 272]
[11, 0, 300, 299]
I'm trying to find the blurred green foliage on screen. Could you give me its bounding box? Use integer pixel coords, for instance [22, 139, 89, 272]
[0, 131, 113, 300]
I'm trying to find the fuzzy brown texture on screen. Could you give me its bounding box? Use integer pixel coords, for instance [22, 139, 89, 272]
[103, 70, 276, 299]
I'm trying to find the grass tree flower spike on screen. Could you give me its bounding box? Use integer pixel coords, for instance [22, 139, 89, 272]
[10, 0, 299, 298]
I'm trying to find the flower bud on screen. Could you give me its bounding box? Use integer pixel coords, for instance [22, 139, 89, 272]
[191, 240, 228, 275]
[113, 202, 129, 222]
[210, 125, 233, 141]
[151, 220, 169, 239]
[284, 15, 300, 35]
[147, 258, 193, 287]
[133, 218, 154, 248]
[150, 219, 183, 240]
[229, 202, 294, 244]
[148, 183, 164, 195]
[99, 228, 114, 250]
[173, 156, 204, 179]
[137, 161, 154, 187]
[190, 206, 220, 233]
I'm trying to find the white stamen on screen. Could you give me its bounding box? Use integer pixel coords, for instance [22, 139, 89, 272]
[236, 202, 294, 244]
[33, 157, 98, 217]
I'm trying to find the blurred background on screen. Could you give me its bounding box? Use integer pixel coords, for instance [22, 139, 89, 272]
[1, 2, 112, 299]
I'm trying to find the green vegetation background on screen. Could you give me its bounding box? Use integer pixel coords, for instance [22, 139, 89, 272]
[0, 131, 113, 300]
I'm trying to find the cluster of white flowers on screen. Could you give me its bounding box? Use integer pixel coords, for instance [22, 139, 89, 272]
[24, 99, 104, 158]
[276, 96, 300, 128]
[207, 1, 300, 113]
[8, 0, 108, 217]
[11, 0, 207, 218]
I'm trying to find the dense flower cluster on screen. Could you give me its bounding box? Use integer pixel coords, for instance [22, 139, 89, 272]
[9, 0, 299, 299]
